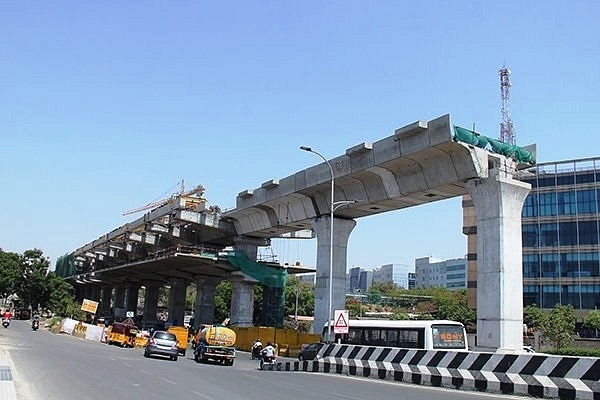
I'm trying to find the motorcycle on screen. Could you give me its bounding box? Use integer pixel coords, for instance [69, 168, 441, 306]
[259, 353, 277, 370]
[2, 318, 9, 328]
[251, 343, 262, 360]
[32, 319, 39, 331]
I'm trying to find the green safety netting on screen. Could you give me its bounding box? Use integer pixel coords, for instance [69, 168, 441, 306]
[453, 125, 536, 165]
[225, 250, 287, 327]
[55, 253, 76, 278]
[224, 250, 287, 288]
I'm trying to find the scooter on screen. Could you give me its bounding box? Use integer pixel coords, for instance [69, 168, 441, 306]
[2, 318, 10, 328]
[32, 319, 39, 331]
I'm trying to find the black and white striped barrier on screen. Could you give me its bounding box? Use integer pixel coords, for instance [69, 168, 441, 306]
[274, 344, 600, 400]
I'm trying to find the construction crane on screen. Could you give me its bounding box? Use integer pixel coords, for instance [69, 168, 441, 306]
[122, 179, 205, 216]
[499, 65, 515, 145]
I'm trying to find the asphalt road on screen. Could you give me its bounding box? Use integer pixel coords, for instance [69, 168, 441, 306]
[0, 320, 530, 400]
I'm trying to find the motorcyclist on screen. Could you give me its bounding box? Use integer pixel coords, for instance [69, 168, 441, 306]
[32, 310, 40, 329]
[251, 338, 263, 359]
[260, 341, 276, 362]
[2, 309, 11, 327]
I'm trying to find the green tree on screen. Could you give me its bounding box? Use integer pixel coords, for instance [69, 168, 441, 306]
[390, 310, 410, 320]
[284, 276, 314, 318]
[437, 299, 476, 327]
[524, 304, 545, 331]
[583, 310, 600, 331]
[214, 281, 232, 324]
[1, 248, 80, 317]
[0, 250, 21, 301]
[541, 304, 576, 350]
[46, 272, 76, 316]
[17, 249, 52, 310]
[345, 297, 361, 318]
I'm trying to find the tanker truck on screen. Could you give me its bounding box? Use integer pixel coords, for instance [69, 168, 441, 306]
[192, 325, 236, 366]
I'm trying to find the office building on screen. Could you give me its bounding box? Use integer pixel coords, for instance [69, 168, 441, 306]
[414, 256, 468, 290]
[464, 157, 600, 313]
[372, 263, 412, 289]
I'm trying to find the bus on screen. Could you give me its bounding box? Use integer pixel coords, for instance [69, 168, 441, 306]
[323, 319, 468, 351]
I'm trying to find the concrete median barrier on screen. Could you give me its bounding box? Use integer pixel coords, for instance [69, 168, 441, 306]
[271, 344, 600, 400]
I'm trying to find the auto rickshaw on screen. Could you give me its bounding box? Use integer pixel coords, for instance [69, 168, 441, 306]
[107, 318, 138, 347]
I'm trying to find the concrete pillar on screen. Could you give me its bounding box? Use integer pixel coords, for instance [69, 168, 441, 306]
[74, 284, 85, 303]
[142, 282, 161, 325]
[83, 285, 94, 301]
[230, 272, 257, 327]
[312, 216, 356, 338]
[194, 276, 221, 329]
[99, 286, 113, 316]
[234, 235, 269, 260]
[167, 278, 188, 326]
[466, 156, 531, 352]
[125, 283, 141, 315]
[114, 285, 126, 309]
[112, 285, 127, 321]
[90, 286, 102, 302]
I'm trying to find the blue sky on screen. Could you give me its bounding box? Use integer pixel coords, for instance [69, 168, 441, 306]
[1, 1, 599, 271]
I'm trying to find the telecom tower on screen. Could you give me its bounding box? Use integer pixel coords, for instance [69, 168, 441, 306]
[499, 66, 515, 145]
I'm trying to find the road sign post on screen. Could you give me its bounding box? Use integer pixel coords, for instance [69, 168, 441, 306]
[334, 309, 349, 335]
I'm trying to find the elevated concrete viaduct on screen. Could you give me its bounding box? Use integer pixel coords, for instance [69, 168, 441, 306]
[62, 114, 533, 352]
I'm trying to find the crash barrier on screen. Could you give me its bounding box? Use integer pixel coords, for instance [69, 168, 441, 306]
[272, 344, 600, 400]
[231, 326, 320, 356]
[60, 318, 106, 342]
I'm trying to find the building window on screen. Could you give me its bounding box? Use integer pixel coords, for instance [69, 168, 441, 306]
[522, 224, 538, 247]
[523, 254, 540, 278]
[558, 191, 576, 215]
[558, 222, 578, 246]
[524, 285, 540, 306]
[539, 192, 557, 216]
[540, 223, 558, 246]
[579, 221, 599, 246]
[541, 254, 560, 278]
[577, 189, 598, 214]
[523, 195, 538, 217]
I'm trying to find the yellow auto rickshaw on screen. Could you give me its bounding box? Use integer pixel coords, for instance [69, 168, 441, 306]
[107, 319, 138, 347]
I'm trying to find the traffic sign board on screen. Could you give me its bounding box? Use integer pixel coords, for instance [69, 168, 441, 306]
[334, 309, 349, 334]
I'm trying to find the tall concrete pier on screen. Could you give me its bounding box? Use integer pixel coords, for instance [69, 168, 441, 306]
[467, 155, 531, 351]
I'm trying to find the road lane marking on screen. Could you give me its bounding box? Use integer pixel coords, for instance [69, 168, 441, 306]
[161, 378, 176, 385]
[329, 392, 364, 400]
[192, 390, 215, 399]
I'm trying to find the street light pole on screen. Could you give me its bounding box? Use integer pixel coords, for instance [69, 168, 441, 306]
[300, 146, 357, 342]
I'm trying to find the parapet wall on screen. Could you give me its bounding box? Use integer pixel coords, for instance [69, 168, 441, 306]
[276, 344, 600, 400]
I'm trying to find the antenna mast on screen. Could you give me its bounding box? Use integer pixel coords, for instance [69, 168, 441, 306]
[499, 66, 515, 145]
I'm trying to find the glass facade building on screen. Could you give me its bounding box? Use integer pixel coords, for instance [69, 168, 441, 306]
[519, 157, 600, 310]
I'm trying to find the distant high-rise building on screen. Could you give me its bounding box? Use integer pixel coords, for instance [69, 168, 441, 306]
[359, 270, 373, 292]
[415, 256, 467, 290]
[408, 272, 416, 290]
[372, 263, 412, 289]
[347, 263, 415, 293]
[348, 267, 362, 292]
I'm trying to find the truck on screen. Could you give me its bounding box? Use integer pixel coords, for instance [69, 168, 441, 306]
[192, 325, 236, 366]
[167, 325, 190, 356]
